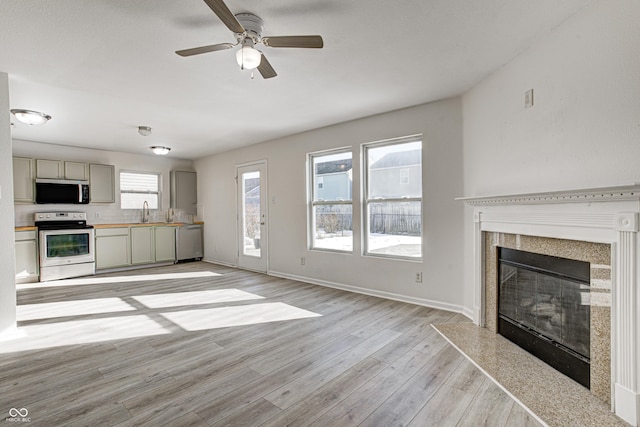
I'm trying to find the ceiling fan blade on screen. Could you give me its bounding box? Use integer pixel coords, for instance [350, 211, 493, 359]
[262, 35, 324, 49]
[175, 43, 235, 57]
[257, 54, 277, 79]
[202, 0, 245, 34]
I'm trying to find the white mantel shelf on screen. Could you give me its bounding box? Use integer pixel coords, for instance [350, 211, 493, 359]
[463, 184, 640, 426]
[457, 184, 640, 206]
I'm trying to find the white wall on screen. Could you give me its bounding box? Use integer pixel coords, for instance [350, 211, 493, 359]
[0, 72, 17, 335]
[461, 0, 640, 309]
[13, 140, 194, 226]
[196, 98, 465, 310]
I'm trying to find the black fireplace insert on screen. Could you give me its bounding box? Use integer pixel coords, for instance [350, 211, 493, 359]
[498, 247, 591, 388]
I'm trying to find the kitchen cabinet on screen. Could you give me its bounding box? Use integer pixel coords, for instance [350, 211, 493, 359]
[89, 164, 115, 203]
[131, 226, 176, 264]
[170, 170, 197, 214]
[36, 159, 64, 179]
[36, 159, 90, 180]
[95, 225, 177, 270]
[155, 226, 176, 262]
[95, 228, 130, 269]
[13, 157, 35, 203]
[15, 230, 39, 283]
[64, 161, 89, 180]
[131, 227, 154, 265]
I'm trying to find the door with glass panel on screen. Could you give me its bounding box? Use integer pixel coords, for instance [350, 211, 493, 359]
[237, 162, 268, 272]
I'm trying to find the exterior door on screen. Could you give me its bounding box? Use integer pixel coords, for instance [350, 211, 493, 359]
[237, 162, 268, 272]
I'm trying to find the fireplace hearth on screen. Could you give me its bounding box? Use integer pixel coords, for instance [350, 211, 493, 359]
[498, 247, 591, 388]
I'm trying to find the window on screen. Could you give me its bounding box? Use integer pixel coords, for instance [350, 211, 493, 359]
[309, 149, 353, 252]
[363, 136, 422, 259]
[120, 171, 161, 209]
[400, 168, 410, 184]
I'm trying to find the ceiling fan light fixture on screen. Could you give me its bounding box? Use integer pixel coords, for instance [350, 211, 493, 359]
[150, 146, 171, 155]
[236, 46, 262, 70]
[11, 109, 51, 125]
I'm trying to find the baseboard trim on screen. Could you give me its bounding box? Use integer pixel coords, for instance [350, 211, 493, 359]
[269, 270, 467, 316]
[200, 260, 471, 319]
[202, 258, 236, 268]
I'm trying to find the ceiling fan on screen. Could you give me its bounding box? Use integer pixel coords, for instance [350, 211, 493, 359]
[176, 0, 324, 79]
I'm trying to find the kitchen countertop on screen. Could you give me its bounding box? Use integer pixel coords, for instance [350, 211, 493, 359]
[15, 222, 203, 231]
[94, 222, 203, 228]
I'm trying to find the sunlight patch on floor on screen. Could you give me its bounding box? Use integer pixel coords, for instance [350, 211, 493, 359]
[18, 271, 222, 289]
[132, 289, 264, 309]
[17, 298, 137, 321]
[161, 302, 322, 331]
[0, 315, 170, 354]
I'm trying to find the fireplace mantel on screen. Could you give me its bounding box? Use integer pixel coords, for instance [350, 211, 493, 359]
[462, 185, 640, 426]
[457, 184, 640, 206]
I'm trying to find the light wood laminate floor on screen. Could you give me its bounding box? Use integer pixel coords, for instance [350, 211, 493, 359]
[2, 262, 542, 426]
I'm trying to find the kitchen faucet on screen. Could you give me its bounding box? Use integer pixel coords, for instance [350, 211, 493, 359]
[142, 200, 149, 223]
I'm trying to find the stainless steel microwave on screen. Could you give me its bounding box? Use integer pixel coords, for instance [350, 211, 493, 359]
[35, 179, 90, 204]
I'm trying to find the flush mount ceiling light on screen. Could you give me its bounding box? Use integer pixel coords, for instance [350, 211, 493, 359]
[138, 126, 152, 136]
[11, 109, 51, 125]
[150, 146, 171, 155]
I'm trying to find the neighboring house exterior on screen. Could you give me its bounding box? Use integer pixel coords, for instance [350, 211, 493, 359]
[369, 149, 421, 198]
[315, 159, 352, 201]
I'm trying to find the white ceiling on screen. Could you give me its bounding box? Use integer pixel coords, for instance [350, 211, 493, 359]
[2, 0, 591, 159]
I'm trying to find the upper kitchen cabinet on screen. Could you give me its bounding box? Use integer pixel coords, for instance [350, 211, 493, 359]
[89, 164, 115, 203]
[170, 170, 197, 214]
[13, 157, 35, 203]
[36, 159, 89, 180]
[64, 161, 89, 180]
[36, 159, 63, 179]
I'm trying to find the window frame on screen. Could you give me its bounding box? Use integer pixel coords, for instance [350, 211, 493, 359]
[362, 135, 423, 261]
[308, 147, 353, 253]
[119, 170, 162, 210]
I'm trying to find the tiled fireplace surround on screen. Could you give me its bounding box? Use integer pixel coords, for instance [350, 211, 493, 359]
[462, 185, 640, 426]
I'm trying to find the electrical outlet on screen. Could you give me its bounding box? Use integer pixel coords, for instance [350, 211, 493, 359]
[95, 212, 101, 219]
[301, 257, 305, 265]
[415, 272, 422, 283]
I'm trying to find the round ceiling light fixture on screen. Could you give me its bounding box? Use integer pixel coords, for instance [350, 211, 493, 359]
[11, 109, 51, 125]
[236, 45, 262, 70]
[150, 146, 171, 155]
[138, 125, 152, 136]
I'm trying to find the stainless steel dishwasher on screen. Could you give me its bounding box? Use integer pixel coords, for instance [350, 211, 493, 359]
[176, 224, 203, 261]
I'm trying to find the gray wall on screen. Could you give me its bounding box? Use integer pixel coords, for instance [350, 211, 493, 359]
[196, 97, 465, 311]
[461, 0, 640, 311]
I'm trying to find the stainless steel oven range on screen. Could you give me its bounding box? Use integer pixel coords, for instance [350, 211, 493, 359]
[35, 212, 95, 282]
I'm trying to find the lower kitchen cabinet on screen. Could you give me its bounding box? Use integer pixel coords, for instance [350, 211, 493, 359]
[96, 225, 177, 270]
[95, 228, 130, 269]
[155, 226, 176, 262]
[15, 230, 39, 283]
[131, 227, 154, 265]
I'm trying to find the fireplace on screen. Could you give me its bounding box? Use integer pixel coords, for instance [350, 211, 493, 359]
[498, 247, 591, 388]
[460, 185, 640, 426]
